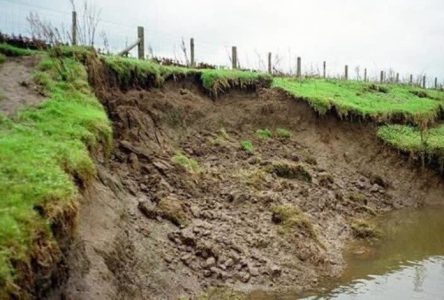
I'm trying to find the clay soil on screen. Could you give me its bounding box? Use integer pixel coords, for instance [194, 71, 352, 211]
[60, 80, 444, 299]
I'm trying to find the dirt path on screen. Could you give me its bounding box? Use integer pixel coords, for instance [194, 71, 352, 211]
[0, 56, 43, 116]
[60, 83, 444, 299]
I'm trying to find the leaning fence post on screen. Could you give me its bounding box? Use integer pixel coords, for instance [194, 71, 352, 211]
[323, 61, 326, 78]
[297, 57, 301, 78]
[380, 71, 384, 83]
[190, 38, 195, 67]
[422, 76, 426, 89]
[71, 11, 77, 46]
[268, 52, 272, 74]
[364, 68, 367, 82]
[137, 26, 145, 59]
[232, 46, 237, 69]
[344, 65, 348, 80]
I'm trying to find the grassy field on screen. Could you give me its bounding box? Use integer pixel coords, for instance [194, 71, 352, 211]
[272, 78, 444, 126]
[0, 47, 111, 295]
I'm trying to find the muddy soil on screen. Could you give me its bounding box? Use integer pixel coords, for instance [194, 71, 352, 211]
[0, 56, 43, 116]
[61, 82, 444, 299]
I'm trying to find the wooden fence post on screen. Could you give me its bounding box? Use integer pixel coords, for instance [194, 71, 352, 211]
[71, 11, 77, 46]
[396, 73, 399, 84]
[137, 26, 145, 59]
[323, 61, 326, 78]
[268, 52, 272, 74]
[409, 74, 413, 85]
[435, 77, 438, 89]
[364, 68, 367, 82]
[422, 76, 426, 89]
[344, 65, 348, 80]
[380, 71, 384, 83]
[297, 57, 301, 78]
[190, 38, 195, 67]
[232, 46, 237, 69]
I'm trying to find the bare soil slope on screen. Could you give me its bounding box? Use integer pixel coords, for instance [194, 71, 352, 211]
[62, 81, 444, 299]
[0, 56, 43, 116]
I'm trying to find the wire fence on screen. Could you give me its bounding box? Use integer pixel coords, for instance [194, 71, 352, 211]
[0, 0, 442, 89]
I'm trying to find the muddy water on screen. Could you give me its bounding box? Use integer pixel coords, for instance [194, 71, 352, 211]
[251, 206, 444, 299]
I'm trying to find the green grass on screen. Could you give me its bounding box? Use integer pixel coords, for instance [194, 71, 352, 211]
[256, 128, 272, 139]
[276, 128, 291, 138]
[272, 78, 444, 126]
[378, 123, 444, 158]
[0, 43, 36, 57]
[240, 140, 254, 154]
[103, 55, 195, 88]
[171, 152, 200, 173]
[103, 55, 272, 95]
[200, 69, 272, 96]
[0, 48, 111, 295]
[0, 54, 5, 64]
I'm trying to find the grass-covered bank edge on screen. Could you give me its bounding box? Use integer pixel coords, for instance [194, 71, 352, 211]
[0, 46, 111, 297]
[377, 124, 444, 170]
[102, 55, 272, 96]
[272, 77, 444, 127]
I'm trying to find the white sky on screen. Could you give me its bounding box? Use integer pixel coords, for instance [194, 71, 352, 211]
[1, 0, 444, 83]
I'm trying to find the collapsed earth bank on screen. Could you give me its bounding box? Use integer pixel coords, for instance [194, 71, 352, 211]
[60, 62, 444, 299]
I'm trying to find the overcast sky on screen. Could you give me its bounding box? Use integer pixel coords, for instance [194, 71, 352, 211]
[1, 0, 444, 83]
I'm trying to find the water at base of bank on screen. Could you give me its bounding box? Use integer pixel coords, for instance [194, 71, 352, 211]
[251, 205, 444, 300]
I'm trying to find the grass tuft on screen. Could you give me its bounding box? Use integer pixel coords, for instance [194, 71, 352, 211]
[171, 152, 200, 173]
[240, 140, 254, 154]
[256, 128, 272, 139]
[351, 219, 381, 239]
[271, 205, 316, 238]
[270, 161, 312, 182]
[276, 128, 291, 138]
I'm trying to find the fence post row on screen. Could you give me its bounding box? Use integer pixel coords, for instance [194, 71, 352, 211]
[137, 26, 145, 59]
[297, 57, 301, 78]
[71, 11, 77, 46]
[232, 46, 237, 69]
[190, 38, 195, 67]
[110, 36, 440, 87]
[323, 61, 326, 78]
[268, 52, 272, 74]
